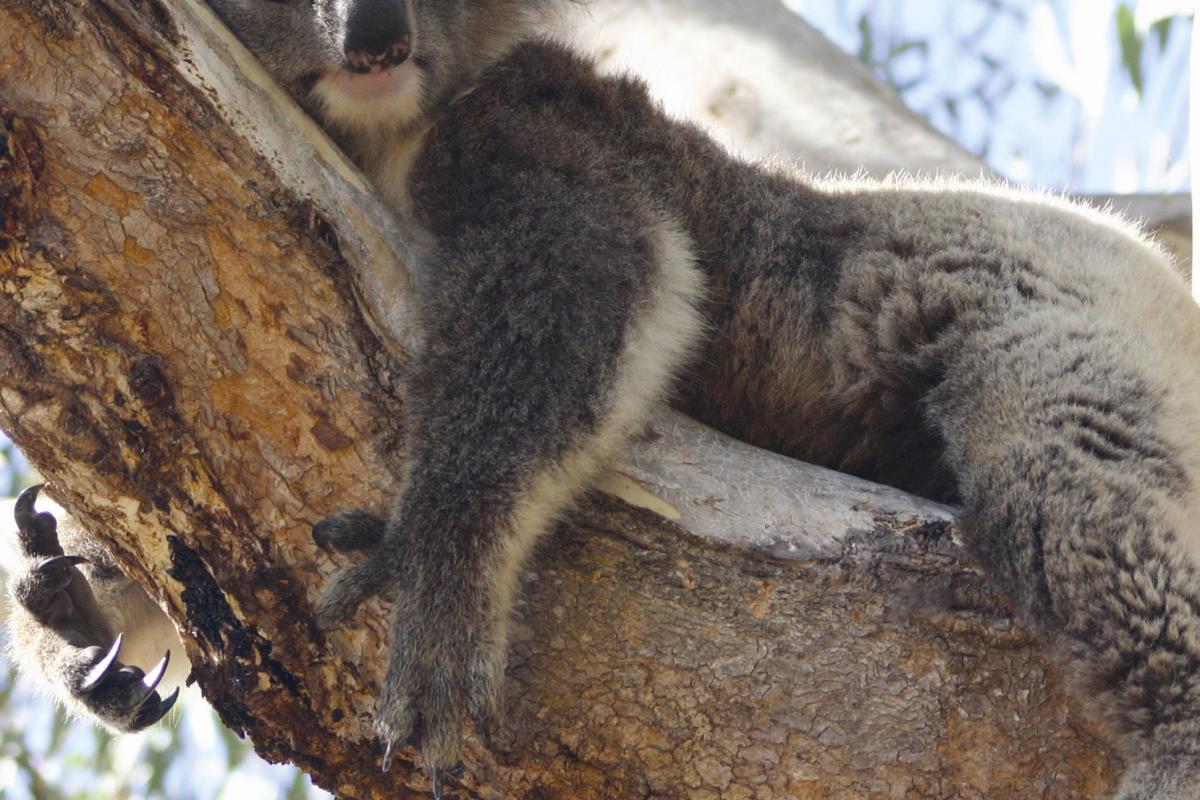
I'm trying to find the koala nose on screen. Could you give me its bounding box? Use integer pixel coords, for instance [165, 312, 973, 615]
[344, 0, 412, 72]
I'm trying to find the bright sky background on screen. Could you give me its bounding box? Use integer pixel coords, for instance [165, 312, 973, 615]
[789, 0, 1192, 193]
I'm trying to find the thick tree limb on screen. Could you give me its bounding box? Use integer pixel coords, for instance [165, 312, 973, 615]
[0, 1, 1133, 797]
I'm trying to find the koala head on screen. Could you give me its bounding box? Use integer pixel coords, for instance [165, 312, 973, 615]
[205, 0, 557, 138]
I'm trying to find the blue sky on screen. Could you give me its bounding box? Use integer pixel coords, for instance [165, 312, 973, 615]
[789, 0, 1192, 193]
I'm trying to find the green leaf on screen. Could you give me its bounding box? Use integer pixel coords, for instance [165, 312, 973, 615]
[1151, 17, 1172, 50]
[1034, 79, 1062, 100]
[856, 13, 875, 66]
[288, 767, 312, 800]
[1115, 4, 1145, 97]
[888, 39, 929, 58]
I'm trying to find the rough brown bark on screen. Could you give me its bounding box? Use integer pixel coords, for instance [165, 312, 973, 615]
[0, 1, 1131, 798]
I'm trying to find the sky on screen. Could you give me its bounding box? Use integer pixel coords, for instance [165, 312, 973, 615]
[789, 0, 1192, 193]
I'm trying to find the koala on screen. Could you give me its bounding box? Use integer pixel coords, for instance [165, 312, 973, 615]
[3, 485, 186, 731]
[6, 1, 1200, 798]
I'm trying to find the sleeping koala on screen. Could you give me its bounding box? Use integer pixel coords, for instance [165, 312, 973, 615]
[6, 1, 1200, 798]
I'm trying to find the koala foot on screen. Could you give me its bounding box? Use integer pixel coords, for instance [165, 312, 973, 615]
[312, 510, 503, 790]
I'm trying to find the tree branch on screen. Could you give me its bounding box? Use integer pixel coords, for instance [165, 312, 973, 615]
[0, 1, 1125, 797]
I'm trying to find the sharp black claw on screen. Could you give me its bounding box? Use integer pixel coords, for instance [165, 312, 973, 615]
[135, 686, 180, 727]
[141, 650, 171, 693]
[14, 483, 61, 555]
[33, 554, 89, 573]
[80, 633, 124, 692]
[14, 483, 44, 517]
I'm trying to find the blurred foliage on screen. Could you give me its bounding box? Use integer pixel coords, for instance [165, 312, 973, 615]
[0, 435, 37, 497]
[849, 0, 1190, 134]
[795, 0, 1192, 191]
[1114, 2, 1185, 98]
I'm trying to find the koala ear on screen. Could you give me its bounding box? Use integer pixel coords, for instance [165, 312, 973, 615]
[1115, 750, 1200, 800]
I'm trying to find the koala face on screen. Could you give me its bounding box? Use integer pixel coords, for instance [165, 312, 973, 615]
[205, 0, 547, 137]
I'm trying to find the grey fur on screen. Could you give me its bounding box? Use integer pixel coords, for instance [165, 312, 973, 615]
[8, 2, 1199, 797]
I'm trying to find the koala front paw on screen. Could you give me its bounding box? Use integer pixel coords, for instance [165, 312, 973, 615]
[12, 486, 108, 637]
[10, 485, 179, 732]
[70, 634, 180, 731]
[313, 512, 503, 793]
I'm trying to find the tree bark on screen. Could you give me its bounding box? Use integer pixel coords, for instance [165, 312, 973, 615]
[0, 1, 1133, 797]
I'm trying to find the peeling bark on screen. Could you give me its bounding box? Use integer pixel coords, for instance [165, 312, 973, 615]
[0, 1, 1131, 798]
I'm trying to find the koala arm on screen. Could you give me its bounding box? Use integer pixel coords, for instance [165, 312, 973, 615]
[4, 485, 185, 731]
[313, 166, 705, 777]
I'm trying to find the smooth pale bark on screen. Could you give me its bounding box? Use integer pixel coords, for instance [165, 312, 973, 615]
[0, 0, 1163, 797]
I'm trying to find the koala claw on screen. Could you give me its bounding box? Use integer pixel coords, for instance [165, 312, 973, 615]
[381, 738, 395, 773]
[134, 686, 181, 729]
[312, 509, 386, 554]
[14, 482, 44, 516]
[80, 633, 125, 692]
[34, 554, 90, 573]
[14, 483, 61, 556]
[140, 649, 172, 695]
[28, 554, 90, 596]
[378, 738, 450, 797]
[430, 765, 443, 800]
[427, 762, 464, 799]
[77, 636, 180, 730]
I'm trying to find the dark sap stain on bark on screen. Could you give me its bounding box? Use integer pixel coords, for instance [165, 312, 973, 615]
[168, 533, 241, 649]
[129, 353, 177, 416]
[167, 535, 302, 700]
[257, 638, 302, 696]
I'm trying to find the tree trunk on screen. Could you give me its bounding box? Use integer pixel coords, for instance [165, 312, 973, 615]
[0, 1, 1131, 797]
